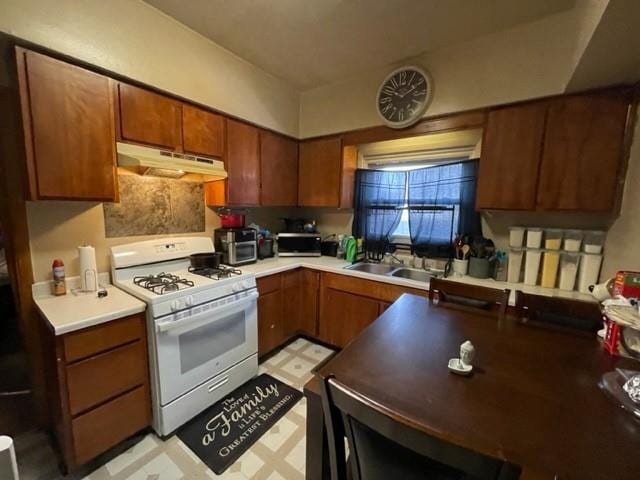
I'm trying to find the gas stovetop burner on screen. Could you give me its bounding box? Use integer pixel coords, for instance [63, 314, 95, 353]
[188, 265, 242, 280]
[133, 272, 195, 295]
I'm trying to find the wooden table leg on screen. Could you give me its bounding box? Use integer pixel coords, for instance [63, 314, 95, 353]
[304, 380, 330, 480]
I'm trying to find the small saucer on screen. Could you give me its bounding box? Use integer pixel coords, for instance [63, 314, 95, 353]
[448, 358, 473, 376]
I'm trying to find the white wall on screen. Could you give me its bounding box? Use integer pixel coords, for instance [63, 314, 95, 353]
[299, 4, 604, 138]
[0, 0, 299, 136]
[602, 110, 640, 279]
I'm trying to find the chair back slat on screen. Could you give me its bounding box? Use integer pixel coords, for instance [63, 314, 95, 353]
[515, 291, 603, 333]
[429, 278, 510, 320]
[318, 372, 521, 480]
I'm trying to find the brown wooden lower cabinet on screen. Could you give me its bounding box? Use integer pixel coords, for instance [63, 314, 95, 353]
[300, 269, 320, 336]
[318, 272, 428, 348]
[257, 286, 285, 356]
[319, 288, 381, 348]
[257, 269, 318, 357]
[43, 313, 151, 471]
[282, 269, 302, 338]
[256, 268, 428, 354]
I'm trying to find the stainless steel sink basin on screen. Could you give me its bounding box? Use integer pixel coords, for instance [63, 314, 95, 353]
[390, 268, 432, 282]
[344, 263, 398, 275]
[344, 262, 434, 283]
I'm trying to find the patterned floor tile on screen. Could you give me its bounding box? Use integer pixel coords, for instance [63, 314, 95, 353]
[16, 338, 336, 480]
[258, 417, 298, 452]
[299, 343, 334, 363]
[105, 435, 159, 476]
[278, 356, 316, 380]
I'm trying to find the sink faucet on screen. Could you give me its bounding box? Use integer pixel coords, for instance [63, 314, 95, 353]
[384, 252, 404, 266]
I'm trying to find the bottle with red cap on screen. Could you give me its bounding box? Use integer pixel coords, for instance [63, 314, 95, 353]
[52, 259, 66, 296]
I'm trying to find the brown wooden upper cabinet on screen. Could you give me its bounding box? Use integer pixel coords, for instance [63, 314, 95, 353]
[182, 104, 225, 158]
[226, 119, 260, 206]
[477, 91, 631, 212]
[298, 137, 357, 208]
[16, 48, 118, 201]
[118, 83, 182, 151]
[260, 131, 298, 206]
[477, 103, 547, 210]
[536, 93, 630, 212]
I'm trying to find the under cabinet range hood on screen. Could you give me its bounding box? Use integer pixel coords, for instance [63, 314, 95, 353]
[116, 142, 227, 182]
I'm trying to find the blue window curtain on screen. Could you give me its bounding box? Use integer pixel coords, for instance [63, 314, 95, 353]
[407, 160, 481, 257]
[352, 169, 406, 255]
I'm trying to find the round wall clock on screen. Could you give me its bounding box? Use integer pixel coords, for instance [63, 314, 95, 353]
[376, 66, 432, 129]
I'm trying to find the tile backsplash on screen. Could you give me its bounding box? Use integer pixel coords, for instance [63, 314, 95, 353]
[103, 175, 205, 237]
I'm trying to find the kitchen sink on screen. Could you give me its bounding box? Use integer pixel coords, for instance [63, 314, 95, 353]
[344, 262, 434, 283]
[390, 268, 433, 282]
[344, 263, 398, 275]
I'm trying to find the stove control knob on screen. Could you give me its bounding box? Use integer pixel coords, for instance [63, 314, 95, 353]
[171, 300, 182, 311]
[185, 295, 194, 307]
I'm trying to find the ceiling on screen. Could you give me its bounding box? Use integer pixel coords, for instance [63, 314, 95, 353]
[144, 0, 576, 90]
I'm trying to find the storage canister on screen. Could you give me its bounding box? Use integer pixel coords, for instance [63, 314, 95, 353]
[559, 253, 580, 291]
[583, 230, 606, 254]
[526, 228, 543, 248]
[509, 226, 525, 248]
[524, 248, 542, 286]
[507, 248, 524, 283]
[578, 253, 603, 293]
[563, 230, 583, 252]
[540, 229, 562, 288]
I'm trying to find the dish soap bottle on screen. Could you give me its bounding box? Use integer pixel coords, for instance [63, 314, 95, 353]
[52, 259, 66, 296]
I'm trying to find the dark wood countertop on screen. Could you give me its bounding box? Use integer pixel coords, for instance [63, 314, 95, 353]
[315, 293, 640, 480]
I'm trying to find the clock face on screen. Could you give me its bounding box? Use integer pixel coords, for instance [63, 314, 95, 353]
[376, 67, 432, 128]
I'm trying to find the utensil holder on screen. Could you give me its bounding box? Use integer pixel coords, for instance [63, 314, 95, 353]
[468, 257, 490, 279]
[452, 259, 469, 276]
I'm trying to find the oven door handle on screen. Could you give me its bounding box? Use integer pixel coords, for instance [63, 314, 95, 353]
[156, 290, 258, 335]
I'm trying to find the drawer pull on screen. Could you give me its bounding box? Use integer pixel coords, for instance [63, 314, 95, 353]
[208, 377, 229, 392]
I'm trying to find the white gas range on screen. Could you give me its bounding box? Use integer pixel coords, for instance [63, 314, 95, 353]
[110, 237, 258, 436]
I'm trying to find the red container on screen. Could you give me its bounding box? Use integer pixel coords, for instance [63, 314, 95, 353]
[217, 212, 245, 228]
[613, 271, 640, 299]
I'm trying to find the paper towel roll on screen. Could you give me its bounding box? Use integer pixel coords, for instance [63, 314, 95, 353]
[78, 245, 98, 292]
[0, 436, 19, 480]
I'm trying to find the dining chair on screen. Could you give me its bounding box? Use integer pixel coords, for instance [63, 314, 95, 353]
[428, 278, 510, 320]
[515, 291, 603, 333]
[318, 372, 521, 480]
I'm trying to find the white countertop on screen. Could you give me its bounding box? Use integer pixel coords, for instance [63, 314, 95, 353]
[241, 256, 596, 306]
[33, 273, 146, 335]
[33, 258, 595, 336]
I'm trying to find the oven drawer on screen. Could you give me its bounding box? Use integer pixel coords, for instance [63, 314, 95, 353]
[72, 384, 150, 465]
[159, 354, 258, 436]
[66, 340, 147, 416]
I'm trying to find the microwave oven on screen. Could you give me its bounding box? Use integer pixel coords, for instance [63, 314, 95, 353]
[276, 233, 321, 257]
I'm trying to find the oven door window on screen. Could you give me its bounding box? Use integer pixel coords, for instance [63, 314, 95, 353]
[178, 311, 245, 374]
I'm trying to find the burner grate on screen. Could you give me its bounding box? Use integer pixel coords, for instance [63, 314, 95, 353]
[133, 272, 195, 295]
[188, 265, 242, 280]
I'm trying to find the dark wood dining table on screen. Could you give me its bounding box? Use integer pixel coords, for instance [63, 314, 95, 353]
[304, 294, 640, 480]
